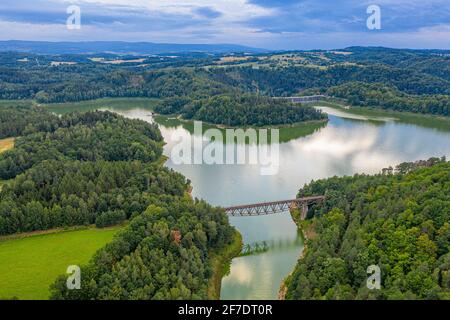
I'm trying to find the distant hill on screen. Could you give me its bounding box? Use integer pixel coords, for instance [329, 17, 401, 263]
[0, 40, 267, 55]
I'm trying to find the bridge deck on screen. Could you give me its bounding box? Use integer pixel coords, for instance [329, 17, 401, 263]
[224, 196, 325, 217]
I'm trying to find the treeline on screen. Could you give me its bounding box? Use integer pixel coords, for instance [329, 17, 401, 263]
[155, 94, 326, 126]
[208, 63, 450, 97]
[286, 158, 450, 300]
[0, 108, 163, 180]
[0, 67, 233, 103]
[327, 82, 450, 116]
[0, 160, 187, 235]
[0, 105, 60, 138]
[50, 198, 235, 300]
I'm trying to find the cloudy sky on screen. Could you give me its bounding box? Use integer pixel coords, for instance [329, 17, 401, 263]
[0, 0, 449, 49]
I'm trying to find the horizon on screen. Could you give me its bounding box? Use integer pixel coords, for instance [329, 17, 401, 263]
[1, 40, 449, 53]
[0, 0, 449, 50]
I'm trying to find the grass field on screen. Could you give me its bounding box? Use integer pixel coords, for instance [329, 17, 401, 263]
[0, 227, 121, 300]
[0, 138, 14, 153]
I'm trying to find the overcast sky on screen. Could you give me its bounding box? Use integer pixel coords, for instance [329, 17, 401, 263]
[0, 0, 449, 49]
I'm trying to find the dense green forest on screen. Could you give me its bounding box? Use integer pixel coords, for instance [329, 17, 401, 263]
[0, 106, 236, 299]
[1, 47, 449, 117]
[0, 160, 187, 234]
[327, 82, 450, 115]
[0, 108, 163, 179]
[286, 158, 450, 300]
[0, 105, 60, 138]
[50, 198, 234, 300]
[155, 94, 326, 126]
[208, 64, 449, 116]
[209, 63, 450, 97]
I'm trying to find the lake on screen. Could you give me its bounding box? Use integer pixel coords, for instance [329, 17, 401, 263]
[48, 103, 450, 300]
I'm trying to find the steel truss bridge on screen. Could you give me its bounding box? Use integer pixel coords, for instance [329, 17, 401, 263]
[224, 196, 325, 220]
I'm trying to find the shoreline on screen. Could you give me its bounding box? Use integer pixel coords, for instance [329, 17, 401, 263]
[3, 97, 449, 123]
[207, 229, 243, 300]
[0, 224, 125, 242]
[158, 113, 329, 131]
[1, 97, 329, 131]
[278, 209, 314, 300]
[308, 101, 450, 131]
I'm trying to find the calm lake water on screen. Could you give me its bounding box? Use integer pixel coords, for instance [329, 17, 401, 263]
[51, 104, 450, 300]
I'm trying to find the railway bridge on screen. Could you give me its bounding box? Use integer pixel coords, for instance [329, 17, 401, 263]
[224, 196, 325, 220]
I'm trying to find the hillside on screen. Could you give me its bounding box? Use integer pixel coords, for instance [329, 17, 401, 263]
[0, 106, 237, 299]
[0, 47, 449, 117]
[286, 158, 450, 300]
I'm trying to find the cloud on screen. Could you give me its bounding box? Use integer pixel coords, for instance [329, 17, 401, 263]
[194, 7, 222, 19]
[0, 0, 449, 49]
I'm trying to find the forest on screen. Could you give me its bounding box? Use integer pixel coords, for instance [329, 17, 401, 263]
[0, 105, 60, 139]
[50, 198, 235, 300]
[208, 63, 450, 116]
[0, 160, 188, 234]
[0, 108, 163, 180]
[327, 82, 449, 115]
[0, 47, 449, 118]
[154, 94, 327, 126]
[286, 158, 450, 300]
[1, 47, 449, 301]
[0, 106, 236, 299]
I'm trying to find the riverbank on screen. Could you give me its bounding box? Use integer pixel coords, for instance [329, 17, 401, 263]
[4, 97, 327, 135]
[159, 112, 328, 130]
[34, 97, 329, 143]
[4, 97, 449, 133]
[308, 101, 450, 132]
[278, 210, 315, 300]
[207, 229, 243, 300]
[156, 114, 328, 143]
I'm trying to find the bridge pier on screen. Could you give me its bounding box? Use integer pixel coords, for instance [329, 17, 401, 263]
[301, 202, 309, 220]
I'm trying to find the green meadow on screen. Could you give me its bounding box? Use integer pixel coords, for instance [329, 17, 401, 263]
[0, 227, 121, 300]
